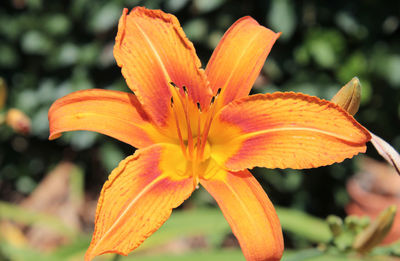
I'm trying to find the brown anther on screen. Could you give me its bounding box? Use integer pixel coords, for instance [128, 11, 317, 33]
[170, 96, 174, 107]
[182, 86, 188, 95]
[197, 102, 201, 112]
[216, 88, 222, 96]
[210, 96, 215, 105]
[169, 82, 178, 88]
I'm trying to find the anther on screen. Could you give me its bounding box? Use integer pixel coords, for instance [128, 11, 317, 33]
[169, 82, 178, 88]
[210, 96, 215, 105]
[216, 88, 222, 96]
[197, 102, 201, 112]
[170, 96, 174, 107]
[182, 86, 188, 95]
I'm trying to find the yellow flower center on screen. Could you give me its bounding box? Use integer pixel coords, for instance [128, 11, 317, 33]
[186, 138, 211, 162]
[168, 82, 221, 186]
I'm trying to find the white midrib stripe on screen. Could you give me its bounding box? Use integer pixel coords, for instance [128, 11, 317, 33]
[218, 30, 263, 97]
[224, 181, 258, 232]
[229, 126, 362, 144]
[90, 175, 163, 254]
[133, 19, 172, 84]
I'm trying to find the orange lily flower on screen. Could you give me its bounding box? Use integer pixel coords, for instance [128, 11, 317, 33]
[48, 7, 371, 261]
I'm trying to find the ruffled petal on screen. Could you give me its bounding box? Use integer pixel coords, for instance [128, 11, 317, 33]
[205, 16, 279, 108]
[210, 92, 371, 170]
[201, 168, 283, 261]
[114, 7, 212, 126]
[85, 144, 194, 261]
[48, 89, 168, 148]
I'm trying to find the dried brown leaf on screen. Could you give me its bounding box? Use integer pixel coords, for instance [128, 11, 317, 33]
[370, 132, 400, 175]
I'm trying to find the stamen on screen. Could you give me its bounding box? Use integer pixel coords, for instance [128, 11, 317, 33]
[182, 89, 194, 159]
[169, 82, 187, 158]
[216, 88, 222, 96]
[198, 90, 221, 160]
[169, 82, 195, 159]
[196, 107, 202, 162]
[210, 96, 216, 105]
[197, 102, 201, 112]
[170, 96, 187, 158]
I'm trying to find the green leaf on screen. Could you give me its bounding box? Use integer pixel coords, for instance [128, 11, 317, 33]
[276, 207, 332, 243]
[183, 19, 208, 43]
[165, 0, 190, 12]
[31, 107, 50, 138]
[99, 143, 125, 172]
[267, 0, 296, 40]
[0, 201, 79, 238]
[43, 14, 71, 36]
[134, 207, 230, 252]
[0, 241, 52, 261]
[282, 249, 324, 261]
[89, 2, 122, 33]
[66, 131, 98, 150]
[0, 44, 18, 68]
[55, 43, 79, 66]
[193, 0, 226, 13]
[21, 30, 53, 55]
[337, 52, 368, 83]
[126, 249, 245, 261]
[305, 29, 346, 69]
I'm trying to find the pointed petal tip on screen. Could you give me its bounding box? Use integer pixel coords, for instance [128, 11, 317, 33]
[211, 92, 371, 170]
[201, 169, 283, 261]
[84, 249, 127, 261]
[85, 145, 194, 260]
[47, 89, 157, 148]
[114, 6, 211, 125]
[205, 16, 280, 107]
[48, 132, 62, 140]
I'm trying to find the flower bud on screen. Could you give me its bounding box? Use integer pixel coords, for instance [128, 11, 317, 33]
[353, 205, 397, 253]
[327, 215, 343, 237]
[331, 77, 361, 116]
[344, 215, 359, 232]
[6, 108, 31, 135]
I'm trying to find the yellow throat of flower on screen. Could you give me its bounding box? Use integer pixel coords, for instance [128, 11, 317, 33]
[167, 82, 223, 187]
[168, 82, 220, 163]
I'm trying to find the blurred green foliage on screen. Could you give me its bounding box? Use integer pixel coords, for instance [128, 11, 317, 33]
[0, 0, 400, 259]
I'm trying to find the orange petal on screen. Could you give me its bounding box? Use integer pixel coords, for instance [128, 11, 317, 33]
[205, 16, 280, 107]
[85, 144, 194, 261]
[200, 169, 283, 261]
[114, 7, 212, 126]
[210, 92, 371, 170]
[48, 89, 165, 148]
